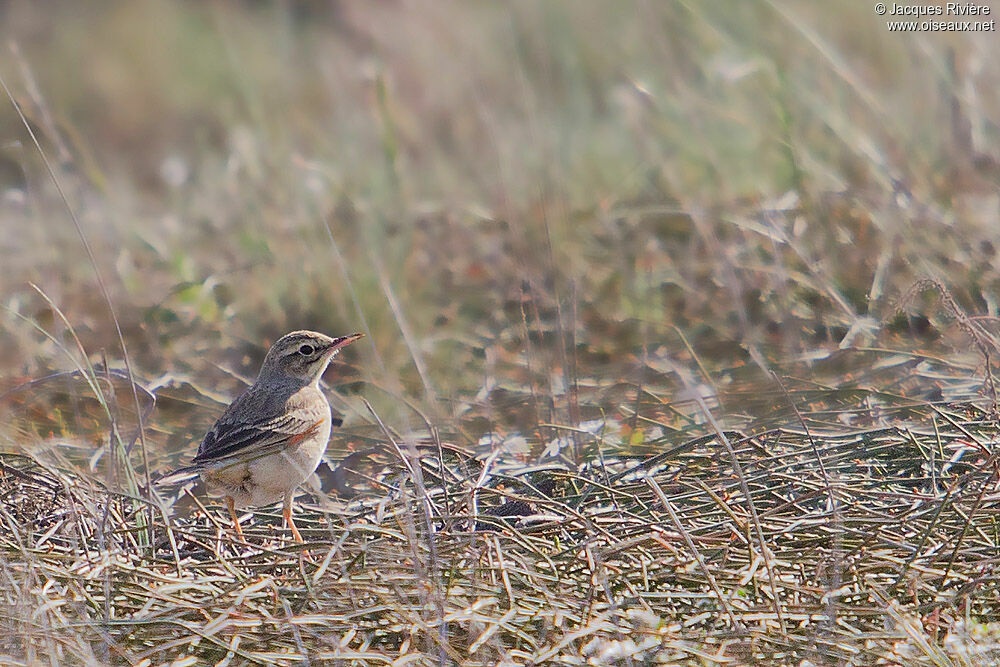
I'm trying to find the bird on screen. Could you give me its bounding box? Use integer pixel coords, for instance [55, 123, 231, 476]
[169, 330, 363, 541]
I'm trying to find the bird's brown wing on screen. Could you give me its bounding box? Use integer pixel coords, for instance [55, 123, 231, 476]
[194, 409, 327, 465]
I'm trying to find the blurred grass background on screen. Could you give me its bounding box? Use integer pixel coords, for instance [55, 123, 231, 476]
[2, 1, 998, 419]
[2, 0, 1000, 662]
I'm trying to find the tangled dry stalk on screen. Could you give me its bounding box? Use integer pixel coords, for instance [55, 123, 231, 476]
[4, 390, 1000, 664]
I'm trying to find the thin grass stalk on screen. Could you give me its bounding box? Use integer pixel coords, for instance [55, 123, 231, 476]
[362, 399, 446, 661]
[1, 70, 153, 549]
[692, 394, 787, 633]
[370, 248, 439, 407]
[771, 370, 843, 648]
[317, 208, 386, 376]
[5, 294, 148, 549]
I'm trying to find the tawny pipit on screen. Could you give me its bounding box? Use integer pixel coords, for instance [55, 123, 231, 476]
[188, 330, 362, 541]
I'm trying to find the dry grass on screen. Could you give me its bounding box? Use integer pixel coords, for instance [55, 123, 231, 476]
[5, 367, 1000, 663]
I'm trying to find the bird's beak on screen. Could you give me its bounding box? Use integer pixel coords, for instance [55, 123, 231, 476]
[325, 333, 364, 354]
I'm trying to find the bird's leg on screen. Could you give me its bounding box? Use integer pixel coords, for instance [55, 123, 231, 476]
[283, 493, 303, 542]
[226, 496, 245, 540]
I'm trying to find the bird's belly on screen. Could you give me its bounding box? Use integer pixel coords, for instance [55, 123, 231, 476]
[201, 420, 331, 508]
[244, 438, 327, 506]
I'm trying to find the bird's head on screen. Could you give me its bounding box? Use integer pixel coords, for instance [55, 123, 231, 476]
[258, 330, 363, 384]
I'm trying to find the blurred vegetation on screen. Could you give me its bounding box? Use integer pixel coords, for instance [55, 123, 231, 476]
[2, 0, 1000, 663]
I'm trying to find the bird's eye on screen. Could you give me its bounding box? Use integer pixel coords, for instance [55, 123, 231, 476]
[298, 344, 315, 356]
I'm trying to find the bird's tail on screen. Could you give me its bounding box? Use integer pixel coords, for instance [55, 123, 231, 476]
[147, 465, 205, 515]
[150, 465, 202, 487]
